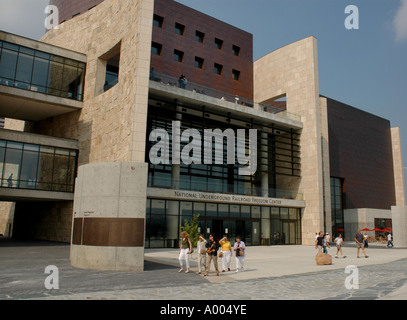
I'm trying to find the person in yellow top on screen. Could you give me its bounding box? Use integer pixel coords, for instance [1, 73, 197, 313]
[219, 235, 233, 272]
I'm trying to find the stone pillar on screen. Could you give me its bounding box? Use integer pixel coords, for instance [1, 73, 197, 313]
[70, 162, 148, 271]
[392, 206, 407, 248]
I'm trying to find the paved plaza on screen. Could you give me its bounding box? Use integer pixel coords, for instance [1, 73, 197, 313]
[1, 239, 407, 300]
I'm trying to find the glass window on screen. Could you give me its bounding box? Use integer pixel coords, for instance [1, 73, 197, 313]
[175, 23, 185, 35]
[280, 208, 288, 219]
[153, 14, 164, 28]
[252, 206, 261, 219]
[193, 202, 205, 217]
[215, 38, 223, 50]
[151, 42, 162, 56]
[19, 146, 39, 189]
[151, 199, 166, 215]
[232, 45, 241, 56]
[194, 56, 204, 69]
[218, 204, 229, 218]
[52, 148, 70, 191]
[47, 58, 64, 94]
[15, 53, 34, 86]
[3, 144, 23, 188]
[174, 49, 184, 63]
[196, 31, 205, 43]
[230, 204, 240, 218]
[241, 205, 250, 219]
[206, 203, 217, 218]
[0, 48, 18, 81]
[31, 56, 50, 92]
[232, 69, 241, 81]
[37, 147, 55, 191]
[214, 63, 223, 75]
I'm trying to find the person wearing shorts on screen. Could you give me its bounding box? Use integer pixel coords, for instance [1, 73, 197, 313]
[334, 234, 346, 258]
[355, 229, 369, 258]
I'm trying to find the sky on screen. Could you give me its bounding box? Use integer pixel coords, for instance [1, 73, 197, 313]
[0, 0, 406, 200]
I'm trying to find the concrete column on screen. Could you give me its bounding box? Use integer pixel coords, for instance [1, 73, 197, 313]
[172, 107, 183, 189]
[392, 206, 407, 248]
[70, 162, 148, 271]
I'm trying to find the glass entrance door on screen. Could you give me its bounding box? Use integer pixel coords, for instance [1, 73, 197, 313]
[282, 220, 297, 245]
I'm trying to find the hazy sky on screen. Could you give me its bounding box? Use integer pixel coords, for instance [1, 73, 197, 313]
[1, 0, 406, 199]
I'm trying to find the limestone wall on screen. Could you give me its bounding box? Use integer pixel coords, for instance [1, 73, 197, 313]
[254, 37, 327, 245]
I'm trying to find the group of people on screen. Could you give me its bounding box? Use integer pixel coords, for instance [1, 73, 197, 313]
[315, 228, 394, 258]
[315, 229, 372, 258]
[178, 232, 246, 276]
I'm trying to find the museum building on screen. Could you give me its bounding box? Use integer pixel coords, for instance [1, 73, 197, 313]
[0, 0, 405, 271]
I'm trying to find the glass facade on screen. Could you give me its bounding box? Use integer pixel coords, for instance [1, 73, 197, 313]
[0, 40, 85, 100]
[146, 198, 302, 248]
[146, 103, 301, 198]
[0, 140, 78, 192]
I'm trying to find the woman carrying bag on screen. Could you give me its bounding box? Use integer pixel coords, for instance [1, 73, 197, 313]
[233, 236, 246, 273]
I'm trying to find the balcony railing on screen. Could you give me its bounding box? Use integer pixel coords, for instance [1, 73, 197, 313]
[149, 72, 301, 122]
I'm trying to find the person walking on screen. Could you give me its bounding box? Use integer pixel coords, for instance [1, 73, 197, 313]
[196, 234, 207, 274]
[204, 234, 220, 277]
[387, 233, 394, 248]
[233, 236, 246, 273]
[334, 234, 346, 258]
[323, 234, 330, 254]
[178, 231, 193, 273]
[219, 235, 233, 272]
[315, 231, 324, 253]
[355, 229, 369, 258]
[363, 232, 369, 248]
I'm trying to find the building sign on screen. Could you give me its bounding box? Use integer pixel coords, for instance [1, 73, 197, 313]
[147, 188, 304, 208]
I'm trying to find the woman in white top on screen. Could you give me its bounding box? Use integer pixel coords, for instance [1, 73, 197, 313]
[233, 236, 246, 273]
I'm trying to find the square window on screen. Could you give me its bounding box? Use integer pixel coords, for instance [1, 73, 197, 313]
[215, 38, 223, 50]
[214, 63, 223, 75]
[195, 56, 204, 69]
[153, 14, 164, 28]
[196, 31, 205, 43]
[174, 49, 184, 62]
[232, 69, 240, 80]
[151, 42, 162, 55]
[175, 23, 185, 35]
[233, 45, 241, 56]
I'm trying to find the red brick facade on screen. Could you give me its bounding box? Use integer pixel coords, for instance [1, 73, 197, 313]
[327, 97, 396, 210]
[49, 0, 254, 101]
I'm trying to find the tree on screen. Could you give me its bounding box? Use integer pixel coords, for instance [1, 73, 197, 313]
[180, 214, 200, 247]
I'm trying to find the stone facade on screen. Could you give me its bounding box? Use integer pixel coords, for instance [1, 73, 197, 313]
[254, 37, 327, 245]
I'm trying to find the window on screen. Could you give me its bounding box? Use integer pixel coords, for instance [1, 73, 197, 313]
[214, 63, 223, 75]
[98, 42, 121, 93]
[215, 38, 223, 50]
[151, 42, 162, 56]
[233, 45, 241, 56]
[175, 23, 185, 36]
[0, 41, 85, 100]
[232, 69, 241, 80]
[194, 56, 204, 69]
[196, 31, 205, 43]
[174, 49, 184, 63]
[153, 14, 164, 28]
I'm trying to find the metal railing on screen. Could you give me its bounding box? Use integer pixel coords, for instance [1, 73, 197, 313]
[149, 72, 301, 122]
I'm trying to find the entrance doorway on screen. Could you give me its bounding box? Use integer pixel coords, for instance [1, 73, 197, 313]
[282, 220, 297, 245]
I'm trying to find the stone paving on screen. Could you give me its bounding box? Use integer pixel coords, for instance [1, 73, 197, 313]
[1, 239, 407, 300]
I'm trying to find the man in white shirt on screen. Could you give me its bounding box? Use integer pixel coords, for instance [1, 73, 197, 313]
[334, 234, 346, 258]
